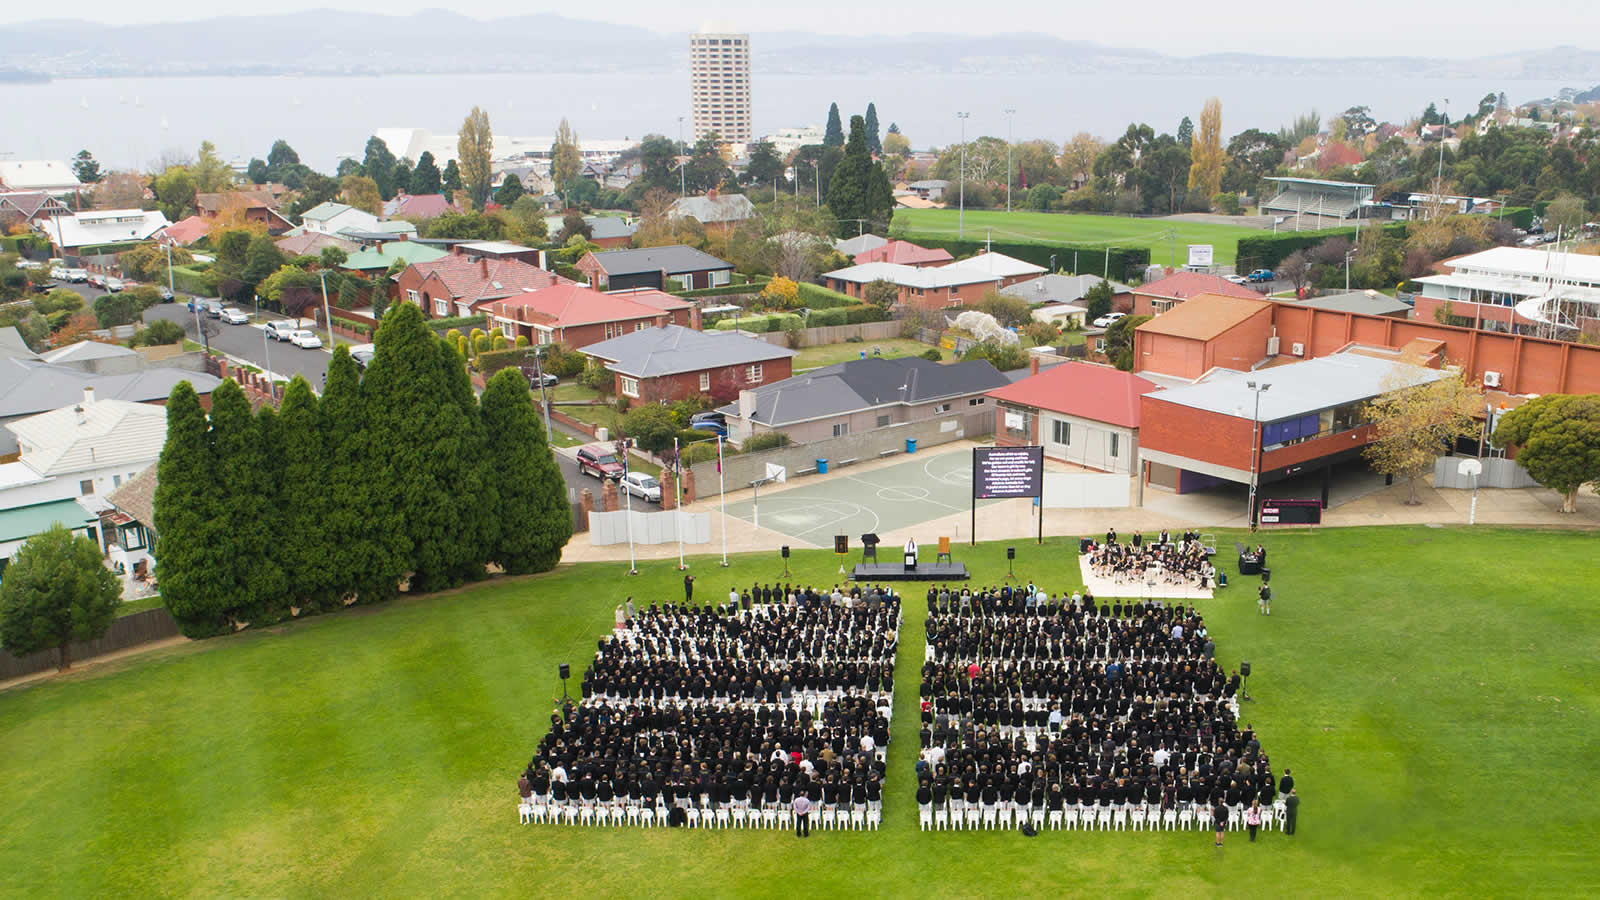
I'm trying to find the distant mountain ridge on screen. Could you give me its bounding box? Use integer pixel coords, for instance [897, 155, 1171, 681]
[2, 12, 1599, 81]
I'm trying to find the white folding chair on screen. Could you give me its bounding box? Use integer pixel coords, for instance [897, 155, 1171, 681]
[640, 807, 655, 828]
[982, 805, 998, 830]
[761, 807, 777, 829]
[920, 805, 933, 831]
[1049, 809, 1064, 830]
[1162, 807, 1178, 830]
[935, 807, 950, 830]
[579, 804, 595, 827]
[685, 807, 701, 829]
[518, 801, 533, 825]
[715, 806, 731, 829]
[867, 809, 881, 831]
[850, 807, 865, 831]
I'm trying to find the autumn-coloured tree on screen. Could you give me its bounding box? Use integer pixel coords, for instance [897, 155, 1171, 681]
[458, 106, 494, 211]
[1060, 133, 1103, 186]
[340, 174, 382, 215]
[1362, 364, 1484, 504]
[551, 118, 582, 191]
[1187, 98, 1225, 201]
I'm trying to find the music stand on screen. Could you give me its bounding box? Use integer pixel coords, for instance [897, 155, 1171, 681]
[861, 533, 880, 564]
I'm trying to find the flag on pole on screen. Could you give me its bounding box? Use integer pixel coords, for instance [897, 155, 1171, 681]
[716, 435, 723, 473]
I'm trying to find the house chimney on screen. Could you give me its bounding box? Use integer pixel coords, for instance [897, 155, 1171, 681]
[1029, 356, 1041, 376]
[82, 386, 95, 406]
[738, 388, 755, 422]
[690, 304, 703, 331]
[480, 257, 489, 278]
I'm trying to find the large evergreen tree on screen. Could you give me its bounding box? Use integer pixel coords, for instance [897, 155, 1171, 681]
[481, 369, 572, 574]
[864, 103, 882, 155]
[321, 346, 390, 603]
[412, 151, 442, 194]
[360, 302, 479, 592]
[826, 115, 895, 235]
[273, 377, 335, 610]
[436, 339, 494, 584]
[362, 136, 398, 200]
[209, 380, 285, 624]
[824, 103, 845, 147]
[0, 525, 120, 671]
[153, 381, 229, 635]
[442, 159, 464, 194]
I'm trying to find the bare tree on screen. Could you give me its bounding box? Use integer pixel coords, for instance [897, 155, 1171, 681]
[1279, 250, 1312, 295]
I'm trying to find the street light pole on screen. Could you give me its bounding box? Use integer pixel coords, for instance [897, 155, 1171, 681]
[1004, 108, 1016, 213]
[678, 116, 687, 196]
[1246, 381, 1271, 529]
[810, 160, 819, 207]
[1345, 248, 1357, 292]
[957, 111, 970, 238]
[256, 293, 275, 401]
[318, 271, 334, 351]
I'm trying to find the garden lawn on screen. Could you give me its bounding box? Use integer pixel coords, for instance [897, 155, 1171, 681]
[892, 209, 1261, 266]
[1, 527, 1596, 897]
[794, 338, 943, 371]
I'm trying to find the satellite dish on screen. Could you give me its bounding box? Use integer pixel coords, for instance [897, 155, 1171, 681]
[1457, 458, 1483, 477]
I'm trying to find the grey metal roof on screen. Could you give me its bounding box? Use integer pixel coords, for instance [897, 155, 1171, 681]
[580, 325, 794, 378]
[999, 273, 1133, 305]
[587, 245, 734, 277]
[834, 234, 889, 255]
[1285, 291, 1412, 316]
[0, 358, 223, 418]
[716, 356, 1009, 426]
[1146, 353, 1446, 422]
[587, 217, 638, 241]
[41, 341, 138, 364]
[0, 326, 40, 361]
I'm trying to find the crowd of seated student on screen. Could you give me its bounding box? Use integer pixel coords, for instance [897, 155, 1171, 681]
[1085, 528, 1214, 588]
[913, 590, 1278, 832]
[518, 590, 899, 829]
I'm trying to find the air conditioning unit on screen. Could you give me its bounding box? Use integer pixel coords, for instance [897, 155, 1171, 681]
[1291, 342, 1305, 357]
[1483, 370, 1502, 388]
[1266, 336, 1281, 356]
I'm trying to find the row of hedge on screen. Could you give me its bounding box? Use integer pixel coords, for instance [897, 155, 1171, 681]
[1235, 222, 1409, 269]
[170, 265, 219, 297]
[714, 312, 803, 333]
[674, 281, 769, 299]
[795, 281, 857, 308]
[804, 304, 890, 327]
[887, 235, 1153, 282]
[425, 313, 486, 334]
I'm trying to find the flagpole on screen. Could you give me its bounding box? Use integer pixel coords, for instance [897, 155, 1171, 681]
[718, 434, 728, 567]
[675, 436, 686, 571]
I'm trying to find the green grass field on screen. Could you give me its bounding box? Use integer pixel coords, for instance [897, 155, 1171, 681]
[892, 209, 1263, 267]
[2, 527, 1597, 897]
[794, 338, 943, 371]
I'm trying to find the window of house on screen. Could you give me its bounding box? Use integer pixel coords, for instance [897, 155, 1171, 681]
[746, 364, 763, 383]
[935, 402, 952, 414]
[876, 415, 890, 428]
[1109, 433, 1120, 457]
[833, 422, 850, 437]
[636, 322, 647, 331]
[433, 298, 449, 317]
[406, 289, 420, 306]
[113, 474, 121, 488]
[500, 321, 515, 340]
[620, 377, 639, 398]
[80, 479, 94, 496]
[1053, 420, 1071, 445]
[1095, 338, 1107, 353]
[968, 397, 985, 406]
[700, 372, 711, 390]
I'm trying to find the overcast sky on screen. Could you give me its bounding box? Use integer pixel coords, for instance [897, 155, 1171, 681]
[7, 1, 1600, 57]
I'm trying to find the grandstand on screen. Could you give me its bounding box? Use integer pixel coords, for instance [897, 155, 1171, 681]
[1259, 177, 1374, 230]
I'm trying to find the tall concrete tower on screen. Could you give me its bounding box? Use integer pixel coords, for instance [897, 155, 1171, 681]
[689, 32, 751, 144]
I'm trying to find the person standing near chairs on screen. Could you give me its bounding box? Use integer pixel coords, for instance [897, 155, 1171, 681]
[793, 788, 811, 838]
[1283, 788, 1299, 835]
[1245, 799, 1261, 841]
[1212, 800, 1229, 847]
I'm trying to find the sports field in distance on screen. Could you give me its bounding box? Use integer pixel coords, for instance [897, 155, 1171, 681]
[891, 209, 1262, 267]
[1, 526, 1597, 897]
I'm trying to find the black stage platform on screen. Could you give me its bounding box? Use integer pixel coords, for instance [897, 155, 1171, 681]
[850, 562, 969, 582]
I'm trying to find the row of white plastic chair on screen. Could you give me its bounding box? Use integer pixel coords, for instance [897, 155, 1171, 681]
[918, 801, 1282, 832]
[518, 800, 881, 830]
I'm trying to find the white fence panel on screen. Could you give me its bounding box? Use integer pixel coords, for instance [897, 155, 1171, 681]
[590, 510, 711, 546]
[1041, 473, 1131, 509]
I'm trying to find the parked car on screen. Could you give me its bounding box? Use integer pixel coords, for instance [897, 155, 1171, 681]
[49, 266, 66, 280]
[14, 259, 42, 270]
[576, 444, 625, 481]
[103, 277, 125, 292]
[1247, 269, 1275, 283]
[350, 347, 376, 371]
[219, 307, 249, 325]
[65, 268, 88, 283]
[289, 330, 323, 349]
[158, 286, 174, 301]
[689, 410, 728, 437]
[264, 320, 297, 341]
[620, 471, 663, 503]
[1224, 274, 1249, 284]
[87, 273, 105, 288]
[1092, 312, 1126, 328]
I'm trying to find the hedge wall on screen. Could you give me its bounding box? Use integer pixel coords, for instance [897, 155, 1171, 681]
[713, 312, 803, 333]
[806, 304, 890, 327]
[795, 281, 856, 308]
[893, 236, 1151, 282]
[170, 265, 219, 297]
[1498, 206, 1535, 229]
[474, 347, 528, 376]
[425, 313, 486, 334]
[1235, 222, 1408, 270]
[674, 281, 769, 299]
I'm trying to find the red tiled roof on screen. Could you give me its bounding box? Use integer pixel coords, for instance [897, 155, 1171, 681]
[411, 255, 572, 305]
[386, 193, 457, 219]
[1135, 293, 1272, 340]
[603, 287, 692, 313]
[490, 284, 663, 328]
[854, 240, 955, 266]
[986, 362, 1161, 429]
[1134, 271, 1261, 302]
[161, 215, 211, 246]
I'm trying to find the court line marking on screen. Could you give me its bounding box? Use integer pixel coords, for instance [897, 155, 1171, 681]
[843, 473, 968, 514]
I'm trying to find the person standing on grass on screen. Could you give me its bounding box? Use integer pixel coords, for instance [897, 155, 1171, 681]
[794, 788, 812, 838]
[1246, 799, 1261, 842]
[1258, 582, 1271, 615]
[683, 574, 694, 603]
[1213, 800, 1229, 847]
[1284, 789, 1299, 835]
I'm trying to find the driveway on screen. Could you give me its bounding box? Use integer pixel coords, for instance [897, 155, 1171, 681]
[552, 444, 663, 512]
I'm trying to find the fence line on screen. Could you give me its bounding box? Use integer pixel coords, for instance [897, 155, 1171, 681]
[0, 607, 181, 681]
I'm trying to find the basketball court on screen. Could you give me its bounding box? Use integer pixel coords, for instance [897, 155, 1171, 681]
[721, 451, 1003, 544]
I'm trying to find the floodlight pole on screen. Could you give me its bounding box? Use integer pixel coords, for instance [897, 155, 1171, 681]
[957, 112, 970, 238]
[1004, 108, 1016, 213]
[1246, 381, 1271, 529]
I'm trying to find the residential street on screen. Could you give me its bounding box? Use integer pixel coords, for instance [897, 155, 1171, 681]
[144, 303, 338, 385]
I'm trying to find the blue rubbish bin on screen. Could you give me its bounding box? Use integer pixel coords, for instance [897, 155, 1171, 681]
[816, 458, 829, 474]
[906, 438, 918, 454]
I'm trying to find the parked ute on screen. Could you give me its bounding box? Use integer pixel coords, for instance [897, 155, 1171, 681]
[621, 471, 662, 503]
[576, 444, 625, 481]
[219, 307, 249, 325]
[288, 330, 323, 349]
[1247, 269, 1275, 283]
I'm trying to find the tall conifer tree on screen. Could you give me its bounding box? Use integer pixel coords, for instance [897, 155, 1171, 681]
[481, 369, 572, 574]
[153, 382, 227, 635]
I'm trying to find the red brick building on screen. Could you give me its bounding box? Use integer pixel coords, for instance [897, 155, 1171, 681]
[578, 324, 795, 408]
[1132, 294, 1276, 380]
[987, 361, 1160, 474]
[195, 190, 293, 235]
[395, 255, 572, 319]
[1130, 270, 1262, 317]
[601, 288, 694, 328]
[487, 284, 677, 350]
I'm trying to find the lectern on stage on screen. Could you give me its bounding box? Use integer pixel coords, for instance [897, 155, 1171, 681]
[850, 535, 968, 582]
